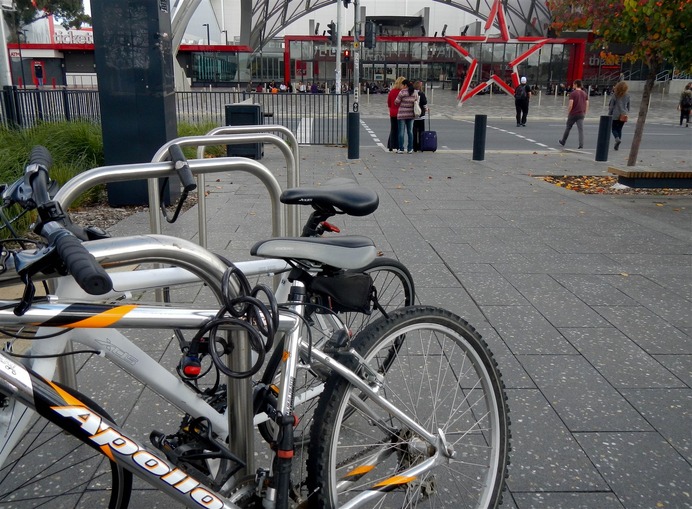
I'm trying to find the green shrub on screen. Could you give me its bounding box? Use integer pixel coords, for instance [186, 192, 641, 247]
[176, 121, 227, 158]
[0, 121, 105, 208]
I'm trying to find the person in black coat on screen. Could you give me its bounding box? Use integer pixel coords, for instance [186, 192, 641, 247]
[412, 80, 429, 152]
[514, 76, 532, 126]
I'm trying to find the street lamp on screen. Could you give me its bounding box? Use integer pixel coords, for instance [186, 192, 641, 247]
[202, 23, 210, 45]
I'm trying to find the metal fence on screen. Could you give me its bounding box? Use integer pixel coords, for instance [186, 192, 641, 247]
[0, 87, 350, 146]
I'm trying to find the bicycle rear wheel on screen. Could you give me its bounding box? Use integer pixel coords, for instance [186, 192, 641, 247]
[307, 306, 511, 508]
[258, 257, 415, 445]
[0, 384, 133, 509]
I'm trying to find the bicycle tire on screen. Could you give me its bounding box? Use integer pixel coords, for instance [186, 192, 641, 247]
[258, 257, 415, 445]
[0, 383, 133, 509]
[306, 306, 511, 508]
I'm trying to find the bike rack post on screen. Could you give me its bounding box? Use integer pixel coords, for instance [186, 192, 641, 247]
[198, 125, 301, 244]
[150, 128, 299, 246]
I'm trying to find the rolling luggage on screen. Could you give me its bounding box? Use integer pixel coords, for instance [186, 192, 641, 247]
[421, 117, 437, 152]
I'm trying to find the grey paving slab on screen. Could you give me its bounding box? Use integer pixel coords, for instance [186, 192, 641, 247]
[654, 354, 692, 386]
[552, 274, 640, 307]
[620, 388, 692, 462]
[482, 305, 579, 355]
[560, 327, 688, 388]
[596, 274, 692, 329]
[511, 492, 625, 509]
[518, 354, 652, 432]
[575, 432, 692, 509]
[506, 273, 610, 328]
[506, 389, 609, 492]
[591, 305, 691, 354]
[456, 272, 529, 306]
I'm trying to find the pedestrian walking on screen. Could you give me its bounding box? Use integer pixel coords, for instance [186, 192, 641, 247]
[514, 76, 531, 126]
[558, 79, 589, 149]
[678, 82, 692, 127]
[34, 63, 44, 87]
[387, 77, 406, 151]
[394, 79, 418, 154]
[608, 81, 630, 150]
[412, 80, 428, 152]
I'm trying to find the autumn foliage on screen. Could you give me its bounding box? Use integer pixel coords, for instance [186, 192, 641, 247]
[547, 0, 692, 72]
[548, 0, 692, 167]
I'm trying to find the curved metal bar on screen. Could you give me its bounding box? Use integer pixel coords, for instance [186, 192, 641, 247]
[152, 128, 299, 246]
[81, 234, 232, 297]
[81, 232, 255, 472]
[54, 157, 284, 238]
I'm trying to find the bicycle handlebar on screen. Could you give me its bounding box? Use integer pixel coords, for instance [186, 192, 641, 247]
[44, 223, 113, 295]
[10, 146, 113, 297]
[168, 144, 197, 193]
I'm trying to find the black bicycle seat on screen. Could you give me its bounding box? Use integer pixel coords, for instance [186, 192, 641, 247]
[280, 178, 379, 216]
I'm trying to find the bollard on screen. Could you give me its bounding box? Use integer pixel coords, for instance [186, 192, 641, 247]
[595, 115, 612, 162]
[472, 114, 487, 161]
[347, 111, 360, 159]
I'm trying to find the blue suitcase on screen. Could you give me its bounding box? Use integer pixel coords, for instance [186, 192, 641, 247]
[421, 118, 437, 152]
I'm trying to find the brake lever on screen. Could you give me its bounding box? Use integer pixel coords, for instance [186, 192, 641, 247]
[14, 272, 36, 317]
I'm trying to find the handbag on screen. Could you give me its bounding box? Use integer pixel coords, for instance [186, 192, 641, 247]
[413, 96, 422, 117]
[619, 114, 628, 122]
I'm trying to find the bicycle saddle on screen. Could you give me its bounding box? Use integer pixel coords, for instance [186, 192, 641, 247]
[251, 236, 377, 269]
[280, 178, 379, 217]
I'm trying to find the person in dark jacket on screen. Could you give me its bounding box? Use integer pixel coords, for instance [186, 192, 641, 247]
[514, 76, 532, 127]
[412, 80, 429, 152]
[678, 82, 692, 127]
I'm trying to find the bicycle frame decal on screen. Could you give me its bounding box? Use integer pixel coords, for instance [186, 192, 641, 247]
[40, 303, 137, 327]
[50, 397, 225, 509]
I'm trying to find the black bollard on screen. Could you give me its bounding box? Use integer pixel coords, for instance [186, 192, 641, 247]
[347, 111, 360, 159]
[595, 115, 612, 162]
[472, 114, 487, 161]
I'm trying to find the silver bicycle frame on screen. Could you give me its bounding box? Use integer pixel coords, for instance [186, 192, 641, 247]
[0, 302, 447, 509]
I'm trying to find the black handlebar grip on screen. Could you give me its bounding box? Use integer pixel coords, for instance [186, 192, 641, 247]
[29, 145, 53, 171]
[52, 232, 113, 295]
[168, 144, 197, 193]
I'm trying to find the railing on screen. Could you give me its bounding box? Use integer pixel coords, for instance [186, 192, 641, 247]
[655, 70, 671, 82]
[0, 87, 350, 146]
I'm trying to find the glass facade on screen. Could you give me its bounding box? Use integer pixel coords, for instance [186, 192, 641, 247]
[279, 39, 580, 92]
[185, 37, 657, 93]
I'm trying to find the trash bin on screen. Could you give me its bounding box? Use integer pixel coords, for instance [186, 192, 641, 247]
[225, 103, 264, 159]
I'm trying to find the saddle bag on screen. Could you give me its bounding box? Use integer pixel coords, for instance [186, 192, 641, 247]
[308, 272, 374, 314]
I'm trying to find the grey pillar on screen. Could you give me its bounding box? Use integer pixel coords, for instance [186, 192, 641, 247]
[92, 0, 178, 206]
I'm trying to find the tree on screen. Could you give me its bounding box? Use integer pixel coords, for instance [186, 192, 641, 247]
[8, 0, 90, 36]
[548, 0, 692, 166]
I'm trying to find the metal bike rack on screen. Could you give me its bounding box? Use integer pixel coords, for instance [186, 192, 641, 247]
[150, 125, 301, 247]
[54, 144, 299, 480]
[56, 158, 285, 238]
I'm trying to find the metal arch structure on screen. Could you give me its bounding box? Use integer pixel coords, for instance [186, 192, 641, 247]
[172, 0, 551, 52]
[249, 0, 551, 51]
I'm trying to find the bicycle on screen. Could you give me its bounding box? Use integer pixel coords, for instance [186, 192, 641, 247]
[0, 147, 510, 508]
[47, 144, 416, 444]
[0, 146, 414, 499]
